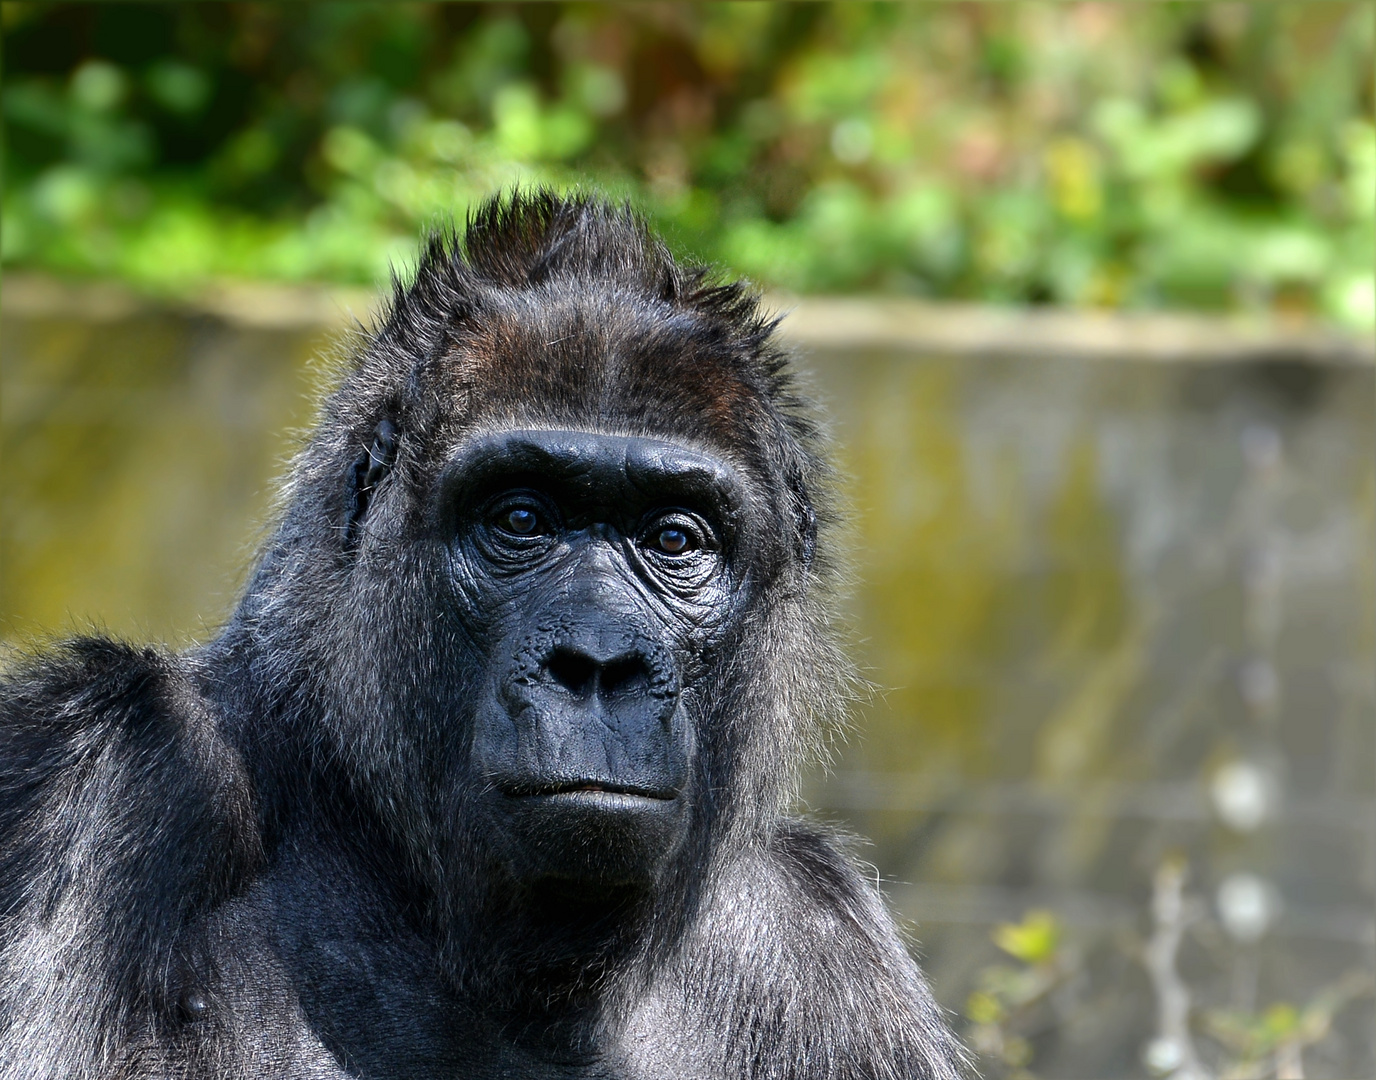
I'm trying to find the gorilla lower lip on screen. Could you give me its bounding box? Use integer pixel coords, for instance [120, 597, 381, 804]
[505, 781, 675, 800]
[491, 779, 688, 886]
[538, 790, 670, 815]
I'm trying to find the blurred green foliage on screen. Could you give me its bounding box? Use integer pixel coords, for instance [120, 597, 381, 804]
[966, 909, 1075, 1079]
[2, 2, 1373, 326]
[1202, 970, 1374, 1080]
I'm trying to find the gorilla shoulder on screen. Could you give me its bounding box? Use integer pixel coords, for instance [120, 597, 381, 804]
[0, 638, 260, 1064]
[622, 819, 961, 1079]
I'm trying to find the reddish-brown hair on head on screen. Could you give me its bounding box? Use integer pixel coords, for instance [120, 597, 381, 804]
[332, 188, 832, 572]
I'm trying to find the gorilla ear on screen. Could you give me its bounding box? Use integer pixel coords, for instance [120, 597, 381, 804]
[790, 474, 818, 572]
[345, 419, 398, 548]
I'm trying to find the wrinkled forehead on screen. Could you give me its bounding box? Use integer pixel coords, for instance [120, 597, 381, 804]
[435, 283, 773, 464]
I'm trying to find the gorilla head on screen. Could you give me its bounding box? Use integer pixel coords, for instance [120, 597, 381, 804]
[231, 190, 846, 980]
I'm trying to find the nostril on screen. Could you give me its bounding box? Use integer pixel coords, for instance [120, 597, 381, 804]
[600, 656, 649, 697]
[547, 649, 597, 696]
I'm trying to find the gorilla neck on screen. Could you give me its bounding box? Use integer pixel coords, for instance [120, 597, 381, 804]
[442, 866, 662, 1012]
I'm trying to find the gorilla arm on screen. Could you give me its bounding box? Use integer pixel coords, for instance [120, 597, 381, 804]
[621, 820, 967, 1080]
[0, 639, 260, 1077]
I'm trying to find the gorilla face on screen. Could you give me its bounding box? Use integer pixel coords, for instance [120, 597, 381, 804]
[439, 429, 748, 888]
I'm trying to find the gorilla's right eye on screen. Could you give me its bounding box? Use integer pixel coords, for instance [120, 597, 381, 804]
[470, 494, 558, 564]
[491, 503, 549, 540]
[480, 492, 555, 544]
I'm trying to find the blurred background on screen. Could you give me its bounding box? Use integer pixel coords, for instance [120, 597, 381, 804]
[2, 4, 1373, 1077]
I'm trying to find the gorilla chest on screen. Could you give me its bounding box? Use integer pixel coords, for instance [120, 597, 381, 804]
[170, 872, 658, 1080]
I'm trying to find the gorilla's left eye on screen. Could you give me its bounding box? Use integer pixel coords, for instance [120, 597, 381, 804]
[641, 514, 711, 560]
[504, 508, 539, 535]
[654, 528, 692, 555]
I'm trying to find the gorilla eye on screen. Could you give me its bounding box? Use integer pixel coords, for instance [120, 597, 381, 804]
[504, 508, 539, 535]
[485, 494, 553, 542]
[473, 493, 558, 564]
[641, 513, 713, 562]
[654, 528, 692, 555]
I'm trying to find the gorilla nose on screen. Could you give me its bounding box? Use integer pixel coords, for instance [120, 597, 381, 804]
[546, 646, 651, 700]
[480, 621, 687, 803]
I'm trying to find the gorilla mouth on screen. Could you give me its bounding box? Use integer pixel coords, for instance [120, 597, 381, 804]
[503, 780, 676, 801]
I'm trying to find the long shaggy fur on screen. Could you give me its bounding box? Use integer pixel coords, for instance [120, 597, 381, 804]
[0, 190, 965, 1079]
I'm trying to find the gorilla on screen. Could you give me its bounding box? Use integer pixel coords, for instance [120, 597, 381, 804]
[0, 191, 964, 1079]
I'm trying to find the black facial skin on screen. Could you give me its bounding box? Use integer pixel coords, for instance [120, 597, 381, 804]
[443, 430, 744, 887]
